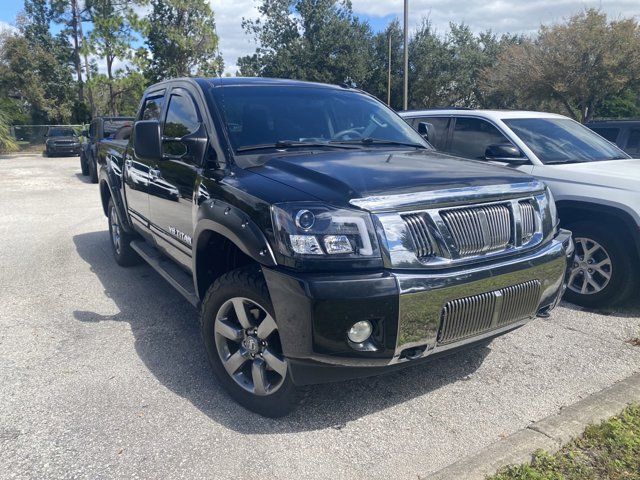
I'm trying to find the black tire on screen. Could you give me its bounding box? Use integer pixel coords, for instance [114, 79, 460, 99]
[89, 154, 98, 183]
[564, 221, 637, 308]
[80, 152, 89, 175]
[107, 199, 140, 267]
[200, 266, 301, 417]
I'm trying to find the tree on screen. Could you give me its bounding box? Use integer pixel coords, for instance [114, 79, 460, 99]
[144, 0, 223, 82]
[0, 108, 18, 153]
[483, 9, 640, 122]
[0, 5, 76, 124]
[238, 0, 375, 89]
[51, 0, 85, 106]
[85, 0, 140, 116]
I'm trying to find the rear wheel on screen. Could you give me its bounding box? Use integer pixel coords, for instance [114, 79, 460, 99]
[107, 199, 140, 267]
[80, 152, 89, 175]
[89, 154, 98, 183]
[564, 221, 636, 308]
[201, 266, 300, 417]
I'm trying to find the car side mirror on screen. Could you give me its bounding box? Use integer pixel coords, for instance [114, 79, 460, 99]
[134, 120, 162, 160]
[417, 122, 432, 141]
[81, 130, 89, 137]
[485, 143, 528, 164]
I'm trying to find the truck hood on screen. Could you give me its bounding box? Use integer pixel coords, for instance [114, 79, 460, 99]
[535, 158, 640, 192]
[249, 149, 535, 207]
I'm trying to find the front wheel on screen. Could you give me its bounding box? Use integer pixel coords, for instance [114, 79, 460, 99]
[564, 221, 637, 308]
[107, 199, 140, 267]
[200, 266, 300, 417]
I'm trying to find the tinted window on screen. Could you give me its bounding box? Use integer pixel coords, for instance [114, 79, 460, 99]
[626, 129, 640, 155]
[113, 125, 132, 141]
[164, 93, 199, 138]
[48, 127, 76, 137]
[104, 119, 133, 138]
[504, 118, 629, 164]
[590, 127, 620, 143]
[448, 117, 510, 160]
[141, 95, 165, 120]
[209, 86, 428, 153]
[410, 116, 450, 149]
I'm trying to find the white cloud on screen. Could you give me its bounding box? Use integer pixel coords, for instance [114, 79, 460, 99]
[211, 0, 261, 75]
[0, 20, 17, 34]
[350, 0, 640, 35]
[212, 0, 640, 74]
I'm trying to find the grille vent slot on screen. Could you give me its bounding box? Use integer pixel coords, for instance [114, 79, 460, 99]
[402, 213, 434, 258]
[438, 280, 541, 344]
[519, 200, 536, 243]
[440, 203, 512, 256]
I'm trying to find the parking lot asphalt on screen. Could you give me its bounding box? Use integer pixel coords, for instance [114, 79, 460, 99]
[1, 154, 640, 480]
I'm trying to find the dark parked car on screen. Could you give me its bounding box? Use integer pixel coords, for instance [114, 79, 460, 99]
[96, 77, 572, 416]
[586, 120, 640, 157]
[80, 116, 134, 183]
[45, 127, 81, 157]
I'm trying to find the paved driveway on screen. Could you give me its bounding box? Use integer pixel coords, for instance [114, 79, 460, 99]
[1, 154, 640, 479]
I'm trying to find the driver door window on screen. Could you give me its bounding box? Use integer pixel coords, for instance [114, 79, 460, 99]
[448, 117, 511, 160]
[162, 92, 200, 159]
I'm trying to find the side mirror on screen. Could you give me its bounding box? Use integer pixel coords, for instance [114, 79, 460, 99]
[81, 130, 89, 137]
[417, 122, 432, 141]
[485, 143, 528, 164]
[133, 120, 162, 160]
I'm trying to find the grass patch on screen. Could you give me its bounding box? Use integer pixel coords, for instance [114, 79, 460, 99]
[488, 403, 640, 480]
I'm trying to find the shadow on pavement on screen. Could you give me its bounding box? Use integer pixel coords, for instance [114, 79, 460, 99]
[73, 231, 491, 433]
[75, 172, 93, 184]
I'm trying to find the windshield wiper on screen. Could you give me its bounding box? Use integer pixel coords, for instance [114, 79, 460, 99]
[236, 140, 360, 153]
[331, 138, 427, 149]
[544, 159, 587, 165]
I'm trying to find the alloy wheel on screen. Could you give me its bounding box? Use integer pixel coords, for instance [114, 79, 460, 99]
[109, 207, 122, 255]
[214, 297, 287, 396]
[568, 237, 612, 295]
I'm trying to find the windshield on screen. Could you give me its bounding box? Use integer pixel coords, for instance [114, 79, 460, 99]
[209, 85, 429, 153]
[104, 120, 133, 137]
[48, 127, 76, 137]
[503, 117, 629, 164]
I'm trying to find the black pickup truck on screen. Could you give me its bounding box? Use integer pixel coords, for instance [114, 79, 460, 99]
[97, 77, 573, 417]
[81, 116, 134, 183]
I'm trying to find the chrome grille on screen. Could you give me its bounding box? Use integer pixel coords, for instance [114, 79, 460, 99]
[402, 213, 434, 258]
[441, 203, 512, 256]
[498, 280, 541, 327]
[519, 200, 536, 242]
[438, 280, 541, 344]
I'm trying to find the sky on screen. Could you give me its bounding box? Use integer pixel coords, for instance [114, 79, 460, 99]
[2, 0, 640, 75]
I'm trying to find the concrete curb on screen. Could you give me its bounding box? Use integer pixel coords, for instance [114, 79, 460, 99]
[428, 371, 640, 480]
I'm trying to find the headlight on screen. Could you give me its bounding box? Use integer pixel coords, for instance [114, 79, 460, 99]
[545, 186, 559, 228]
[271, 203, 380, 258]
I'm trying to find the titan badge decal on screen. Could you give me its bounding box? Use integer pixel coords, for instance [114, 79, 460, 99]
[169, 226, 192, 245]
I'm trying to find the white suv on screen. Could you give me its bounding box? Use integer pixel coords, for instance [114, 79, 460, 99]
[400, 109, 639, 308]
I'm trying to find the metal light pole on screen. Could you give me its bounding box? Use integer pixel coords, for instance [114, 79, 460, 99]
[403, 0, 409, 111]
[387, 33, 392, 106]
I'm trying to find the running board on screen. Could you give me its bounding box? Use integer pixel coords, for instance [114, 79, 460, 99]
[130, 240, 199, 308]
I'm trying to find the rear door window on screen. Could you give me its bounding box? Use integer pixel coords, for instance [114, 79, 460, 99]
[591, 127, 620, 143]
[409, 116, 450, 150]
[448, 117, 511, 160]
[625, 129, 640, 156]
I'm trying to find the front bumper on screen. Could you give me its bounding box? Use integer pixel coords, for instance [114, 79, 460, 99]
[263, 229, 574, 385]
[48, 144, 82, 155]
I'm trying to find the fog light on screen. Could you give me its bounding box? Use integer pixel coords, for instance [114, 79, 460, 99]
[347, 320, 372, 343]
